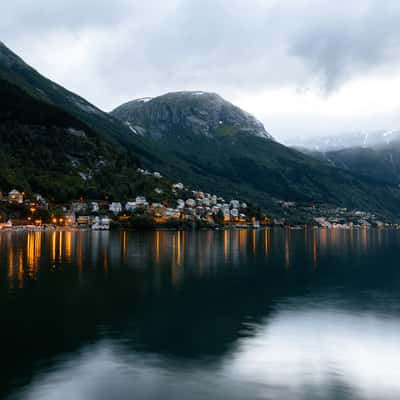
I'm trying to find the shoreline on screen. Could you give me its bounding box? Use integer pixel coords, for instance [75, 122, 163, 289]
[0, 224, 397, 233]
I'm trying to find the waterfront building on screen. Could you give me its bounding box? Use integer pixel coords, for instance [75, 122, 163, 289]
[8, 189, 23, 204]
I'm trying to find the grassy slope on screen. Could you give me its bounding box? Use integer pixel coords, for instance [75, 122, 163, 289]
[129, 128, 400, 217]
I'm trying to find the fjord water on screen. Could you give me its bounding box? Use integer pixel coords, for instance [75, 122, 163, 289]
[1, 229, 400, 400]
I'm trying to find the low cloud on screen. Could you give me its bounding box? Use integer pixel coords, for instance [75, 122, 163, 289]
[2, 0, 400, 137]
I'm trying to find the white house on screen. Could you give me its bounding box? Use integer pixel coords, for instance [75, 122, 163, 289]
[194, 191, 205, 199]
[230, 200, 240, 209]
[231, 208, 239, 218]
[109, 202, 122, 215]
[172, 183, 184, 191]
[202, 198, 211, 206]
[185, 198, 196, 207]
[91, 202, 99, 213]
[125, 202, 136, 212]
[35, 194, 48, 208]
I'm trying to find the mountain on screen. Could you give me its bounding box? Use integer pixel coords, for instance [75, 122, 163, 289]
[292, 129, 400, 187]
[112, 92, 400, 218]
[0, 41, 166, 201]
[301, 142, 400, 187]
[2, 40, 400, 219]
[112, 91, 273, 140]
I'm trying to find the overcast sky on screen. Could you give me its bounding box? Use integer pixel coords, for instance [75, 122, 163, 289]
[2, 0, 400, 142]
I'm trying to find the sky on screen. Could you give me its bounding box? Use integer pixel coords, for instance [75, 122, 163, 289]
[2, 0, 400, 143]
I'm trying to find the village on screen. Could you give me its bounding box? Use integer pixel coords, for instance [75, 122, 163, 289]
[0, 169, 262, 231]
[0, 169, 396, 231]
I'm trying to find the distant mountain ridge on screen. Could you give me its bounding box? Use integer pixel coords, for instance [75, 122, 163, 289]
[293, 129, 400, 187]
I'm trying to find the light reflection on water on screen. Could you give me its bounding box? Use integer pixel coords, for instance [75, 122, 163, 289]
[1, 228, 400, 399]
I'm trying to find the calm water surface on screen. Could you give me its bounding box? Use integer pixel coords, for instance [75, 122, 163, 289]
[1, 228, 400, 400]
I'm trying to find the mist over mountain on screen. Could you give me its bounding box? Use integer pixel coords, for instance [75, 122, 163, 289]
[291, 129, 400, 152]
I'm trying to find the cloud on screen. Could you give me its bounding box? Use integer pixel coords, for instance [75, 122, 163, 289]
[289, 1, 400, 92]
[2, 0, 400, 138]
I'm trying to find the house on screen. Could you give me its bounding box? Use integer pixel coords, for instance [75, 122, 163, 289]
[230, 200, 240, 209]
[91, 202, 99, 213]
[201, 198, 211, 206]
[177, 199, 185, 209]
[71, 201, 88, 213]
[101, 217, 111, 229]
[35, 194, 48, 209]
[64, 214, 75, 226]
[172, 183, 184, 191]
[231, 208, 239, 218]
[165, 208, 181, 219]
[223, 209, 230, 220]
[185, 198, 196, 207]
[150, 203, 166, 217]
[125, 202, 137, 212]
[8, 189, 23, 204]
[135, 196, 148, 209]
[77, 216, 92, 225]
[194, 191, 205, 199]
[109, 202, 122, 215]
[92, 216, 111, 230]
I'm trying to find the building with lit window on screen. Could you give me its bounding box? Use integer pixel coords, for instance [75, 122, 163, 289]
[8, 189, 23, 204]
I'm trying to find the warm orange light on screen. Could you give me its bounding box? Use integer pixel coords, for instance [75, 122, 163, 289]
[52, 218, 57, 224]
[30, 207, 36, 213]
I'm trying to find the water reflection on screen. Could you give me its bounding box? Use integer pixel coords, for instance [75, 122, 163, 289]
[1, 228, 400, 400]
[9, 306, 400, 400]
[1, 227, 399, 290]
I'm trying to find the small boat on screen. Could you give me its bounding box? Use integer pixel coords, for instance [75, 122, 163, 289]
[92, 217, 111, 231]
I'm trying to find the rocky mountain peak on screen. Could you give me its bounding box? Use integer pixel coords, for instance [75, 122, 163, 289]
[111, 91, 273, 140]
